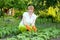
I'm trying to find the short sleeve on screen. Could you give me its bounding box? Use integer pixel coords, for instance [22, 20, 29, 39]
[23, 12, 27, 17]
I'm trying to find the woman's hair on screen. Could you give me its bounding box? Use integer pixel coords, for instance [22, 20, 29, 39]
[28, 5, 34, 10]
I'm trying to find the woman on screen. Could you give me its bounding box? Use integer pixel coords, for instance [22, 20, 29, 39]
[19, 5, 37, 32]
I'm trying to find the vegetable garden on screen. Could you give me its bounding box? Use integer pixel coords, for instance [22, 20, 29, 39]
[0, 0, 60, 40]
[0, 17, 60, 40]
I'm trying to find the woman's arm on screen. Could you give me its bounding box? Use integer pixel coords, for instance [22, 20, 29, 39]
[22, 13, 27, 25]
[23, 16, 27, 25]
[32, 18, 37, 32]
[31, 14, 37, 26]
[31, 18, 36, 26]
[23, 13, 31, 31]
[23, 13, 29, 26]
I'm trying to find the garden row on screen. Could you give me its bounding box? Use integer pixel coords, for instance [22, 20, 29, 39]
[0, 17, 20, 38]
[6, 27, 60, 40]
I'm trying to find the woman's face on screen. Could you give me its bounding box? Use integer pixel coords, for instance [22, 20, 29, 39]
[28, 6, 34, 15]
[28, 9, 34, 13]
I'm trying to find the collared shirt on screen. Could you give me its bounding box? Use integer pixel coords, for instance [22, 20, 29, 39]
[19, 12, 37, 26]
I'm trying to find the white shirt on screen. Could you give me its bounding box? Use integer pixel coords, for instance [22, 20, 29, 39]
[19, 12, 37, 26]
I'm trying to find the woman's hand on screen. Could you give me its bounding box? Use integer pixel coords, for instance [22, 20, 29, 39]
[26, 24, 31, 31]
[32, 25, 37, 32]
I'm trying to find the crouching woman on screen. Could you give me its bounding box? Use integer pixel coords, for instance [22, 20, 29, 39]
[19, 5, 37, 32]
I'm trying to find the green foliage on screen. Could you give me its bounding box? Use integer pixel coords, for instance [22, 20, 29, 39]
[6, 27, 60, 40]
[54, 13, 60, 22]
[14, 12, 21, 18]
[0, 0, 60, 23]
[38, 6, 60, 22]
[46, 0, 57, 7]
[0, 0, 59, 9]
[0, 17, 20, 38]
[14, 10, 24, 18]
[48, 6, 56, 17]
[39, 10, 48, 18]
[0, 17, 60, 40]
